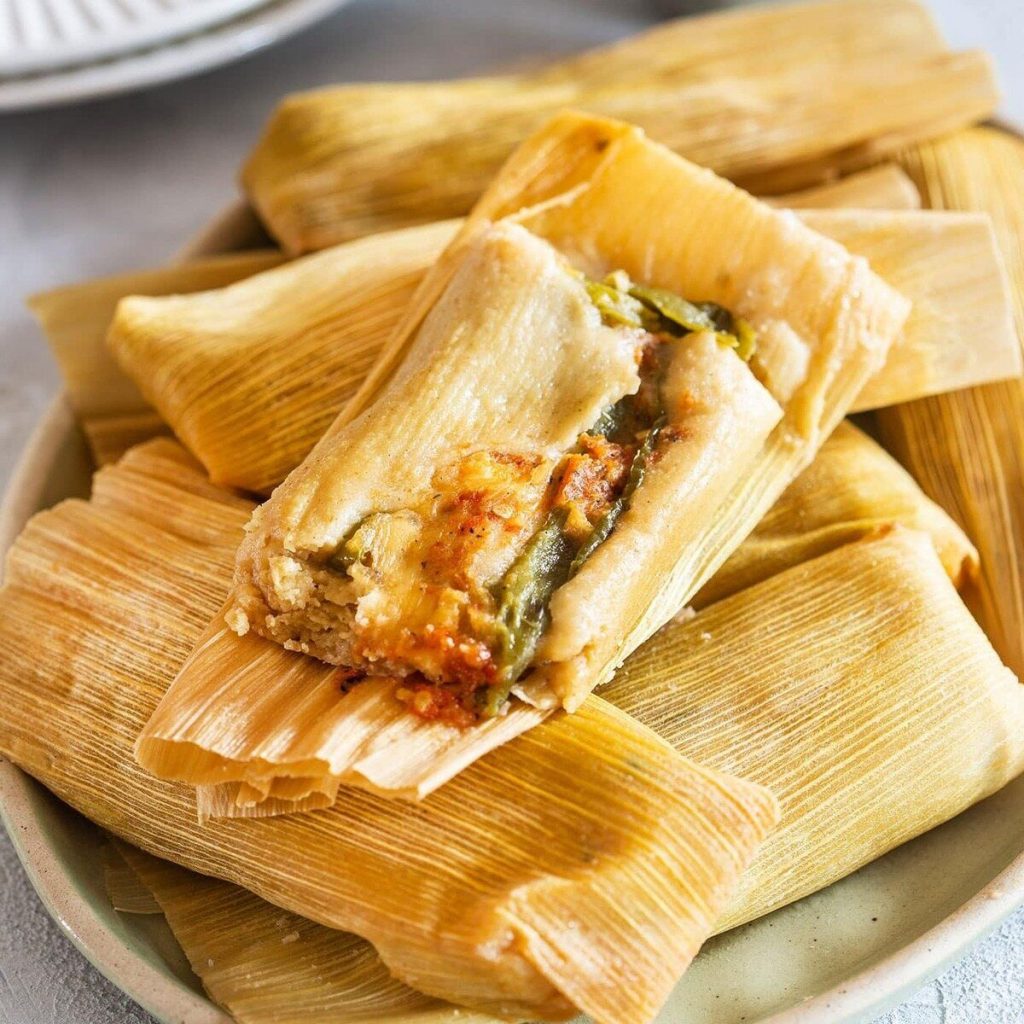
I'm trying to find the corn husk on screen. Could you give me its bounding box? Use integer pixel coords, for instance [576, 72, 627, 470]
[806, 210, 1020, 410]
[693, 420, 976, 608]
[0, 442, 777, 1024]
[146, 112, 909, 806]
[111, 843, 498, 1024]
[2, 442, 1018, 1022]
[103, 843, 162, 915]
[770, 163, 920, 210]
[876, 126, 1024, 678]
[240, 0, 996, 252]
[28, 251, 283, 467]
[110, 222, 457, 493]
[604, 527, 1024, 932]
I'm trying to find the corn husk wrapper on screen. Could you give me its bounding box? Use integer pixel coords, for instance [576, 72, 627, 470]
[694, 420, 976, 608]
[103, 843, 162, 915]
[110, 222, 457, 493]
[28, 251, 283, 467]
[817, 210, 1020, 410]
[147, 111, 908, 807]
[770, 163, 920, 210]
[0, 443, 778, 1024]
[108, 202, 1014, 496]
[240, 0, 996, 251]
[110, 843, 498, 1024]
[604, 527, 1024, 931]
[3, 442, 1018, 1021]
[875, 127, 1024, 679]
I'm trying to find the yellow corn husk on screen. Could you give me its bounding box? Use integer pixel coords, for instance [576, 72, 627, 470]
[103, 843, 162, 915]
[113, 843, 500, 1024]
[149, 111, 908, 805]
[110, 221, 457, 493]
[3, 443, 1018, 1022]
[603, 526, 1024, 932]
[28, 251, 283, 466]
[769, 163, 920, 210]
[804, 209, 1021, 409]
[240, 0, 996, 252]
[693, 420, 976, 608]
[0, 445, 777, 1024]
[876, 126, 1024, 678]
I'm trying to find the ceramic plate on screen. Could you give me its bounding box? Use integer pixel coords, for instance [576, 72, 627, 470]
[0, 0, 352, 111]
[3, 208, 1024, 1024]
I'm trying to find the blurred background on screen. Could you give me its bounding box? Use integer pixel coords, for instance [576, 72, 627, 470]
[1, 1, 1023, 1022]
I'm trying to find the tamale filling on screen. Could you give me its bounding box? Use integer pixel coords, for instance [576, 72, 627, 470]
[324, 272, 755, 724]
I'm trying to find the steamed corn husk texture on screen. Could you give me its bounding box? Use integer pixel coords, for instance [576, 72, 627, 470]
[240, 0, 996, 251]
[2, 442, 1020, 1023]
[152, 112, 908, 806]
[605, 527, 1024, 931]
[877, 127, 1024, 679]
[111, 222, 458, 493]
[0, 442, 778, 1024]
[114, 843, 501, 1024]
[29, 251, 283, 467]
[106, 203, 1016, 496]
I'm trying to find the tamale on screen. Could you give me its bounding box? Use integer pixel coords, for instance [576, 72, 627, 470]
[240, 0, 995, 251]
[113, 844, 498, 1024]
[769, 163, 920, 210]
[2, 443, 1020, 1021]
[29, 250, 283, 466]
[108, 205, 1014, 496]
[605, 527, 1024, 930]
[693, 420, 976, 608]
[0, 443, 778, 1024]
[877, 127, 1024, 679]
[110, 222, 457, 493]
[142, 112, 907, 805]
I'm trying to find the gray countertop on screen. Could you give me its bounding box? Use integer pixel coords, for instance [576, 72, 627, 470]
[2, 0, 1024, 1021]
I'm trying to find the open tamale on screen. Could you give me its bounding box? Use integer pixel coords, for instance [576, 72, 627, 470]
[1, 440, 1019, 1023]
[112, 843, 498, 1024]
[0, 442, 777, 1024]
[28, 251, 283, 467]
[106, 206, 1015, 495]
[138, 112, 909, 806]
[877, 127, 1024, 680]
[239, 0, 996, 251]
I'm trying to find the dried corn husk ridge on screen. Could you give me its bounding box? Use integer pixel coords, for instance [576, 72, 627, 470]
[108, 201, 1015, 495]
[110, 221, 458, 493]
[877, 127, 1024, 679]
[103, 843, 162, 915]
[0, 442, 778, 1024]
[2, 441, 1018, 1019]
[29, 251, 283, 467]
[241, 0, 996, 251]
[604, 527, 1024, 931]
[112, 843, 500, 1024]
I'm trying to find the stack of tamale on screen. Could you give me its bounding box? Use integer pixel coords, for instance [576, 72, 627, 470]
[4, 2, 1024, 1023]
